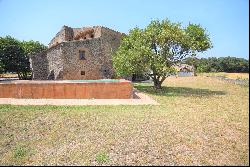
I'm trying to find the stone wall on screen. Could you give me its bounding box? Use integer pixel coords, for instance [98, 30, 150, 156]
[31, 25, 124, 80]
[99, 27, 123, 78]
[61, 27, 122, 80]
[48, 25, 74, 48]
[49, 26, 102, 48]
[62, 38, 103, 80]
[30, 44, 63, 80]
[29, 51, 49, 80]
[46, 44, 64, 80]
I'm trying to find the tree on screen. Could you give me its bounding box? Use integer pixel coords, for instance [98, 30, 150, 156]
[21, 40, 47, 79]
[0, 61, 4, 74]
[21, 40, 47, 56]
[183, 56, 200, 75]
[113, 19, 212, 89]
[0, 36, 26, 79]
[189, 56, 249, 73]
[0, 36, 47, 79]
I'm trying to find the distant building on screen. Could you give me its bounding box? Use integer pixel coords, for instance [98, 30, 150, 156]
[30, 25, 123, 80]
[174, 64, 195, 77]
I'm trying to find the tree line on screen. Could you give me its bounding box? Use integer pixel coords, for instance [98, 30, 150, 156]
[0, 36, 47, 79]
[184, 56, 249, 73]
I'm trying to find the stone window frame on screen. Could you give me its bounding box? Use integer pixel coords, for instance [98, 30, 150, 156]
[81, 71, 85, 75]
[79, 49, 86, 60]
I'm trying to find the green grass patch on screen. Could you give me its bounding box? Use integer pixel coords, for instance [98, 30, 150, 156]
[13, 145, 28, 159]
[95, 151, 110, 164]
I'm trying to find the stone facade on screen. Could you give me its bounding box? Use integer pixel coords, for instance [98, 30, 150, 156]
[30, 26, 123, 80]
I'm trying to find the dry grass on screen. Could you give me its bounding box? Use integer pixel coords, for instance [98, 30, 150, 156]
[0, 73, 18, 78]
[199, 72, 249, 80]
[0, 76, 249, 165]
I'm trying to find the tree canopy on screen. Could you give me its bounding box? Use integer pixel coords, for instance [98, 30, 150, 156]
[0, 36, 47, 79]
[184, 56, 249, 73]
[113, 19, 212, 89]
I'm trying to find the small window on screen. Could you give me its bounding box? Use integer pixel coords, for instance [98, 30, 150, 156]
[79, 50, 86, 60]
[81, 71, 85, 75]
[91, 34, 94, 38]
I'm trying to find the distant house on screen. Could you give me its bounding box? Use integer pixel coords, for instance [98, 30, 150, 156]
[174, 64, 195, 77]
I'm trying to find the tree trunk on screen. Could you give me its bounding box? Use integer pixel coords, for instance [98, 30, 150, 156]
[17, 72, 21, 80]
[153, 79, 162, 89]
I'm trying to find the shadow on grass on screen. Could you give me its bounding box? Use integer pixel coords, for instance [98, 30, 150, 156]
[134, 84, 226, 97]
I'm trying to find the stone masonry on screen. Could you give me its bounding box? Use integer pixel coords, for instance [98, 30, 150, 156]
[30, 25, 124, 80]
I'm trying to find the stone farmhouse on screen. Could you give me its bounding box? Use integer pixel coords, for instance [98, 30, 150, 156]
[30, 25, 123, 80]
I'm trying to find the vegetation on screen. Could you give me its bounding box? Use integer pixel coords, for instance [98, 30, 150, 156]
[0, 36, 47, 79]
[113, 19, 212, 89]
[0, 76, 248, 165]
[0, 61, 4, 74]
[13, 146, 29, 159]
[184, 56, 249, 73]
[95, 151, 110, 164]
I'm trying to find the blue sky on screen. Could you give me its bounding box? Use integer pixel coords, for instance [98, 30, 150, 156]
[0, 0, 249, 59]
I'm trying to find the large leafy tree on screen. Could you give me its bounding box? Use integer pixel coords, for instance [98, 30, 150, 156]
[113, 19, 212, 89]
[21, 40, 47, 56]
[0, 36, 26, 79]
[0, 36, 47, 79]
[21, 40, 47, 79]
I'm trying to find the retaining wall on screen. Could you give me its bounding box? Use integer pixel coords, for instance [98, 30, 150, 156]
[0, 80, 132, 99]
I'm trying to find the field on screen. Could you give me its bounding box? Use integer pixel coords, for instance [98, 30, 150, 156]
[198, 72, 249, 80]
[0, 76, 249, 165]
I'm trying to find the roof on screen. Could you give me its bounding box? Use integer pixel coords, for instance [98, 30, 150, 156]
[174, 64, 194, 72]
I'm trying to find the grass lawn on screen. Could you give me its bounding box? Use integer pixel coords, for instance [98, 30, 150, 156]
[0, 76, 249, 165]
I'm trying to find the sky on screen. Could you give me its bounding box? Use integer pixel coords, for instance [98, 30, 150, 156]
[0, 0, 249, 59]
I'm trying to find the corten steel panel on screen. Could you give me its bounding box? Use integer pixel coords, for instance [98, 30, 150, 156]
[0, 84, 12, 98]
[0, 85, 4, 97]
[0, 85, 2, 97]
[103, 83, 117, 98]
[64, 83, 76, 98]
[19, 84, 32, 98]
[53, 84, 65, 98]
[90, 83, 103, 99]
[32, 84, 44, 99]
[75, 84, 87, 99]
[0, 80, 133, 99]
[98, 83, 115, 99]
[15, 84, 21, 98]
[84, 83, 98, 99]
[43, 84, 54, 98]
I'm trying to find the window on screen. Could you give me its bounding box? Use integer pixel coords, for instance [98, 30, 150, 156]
[79, 50, 86, 60]
[81, 71, 85, 75]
